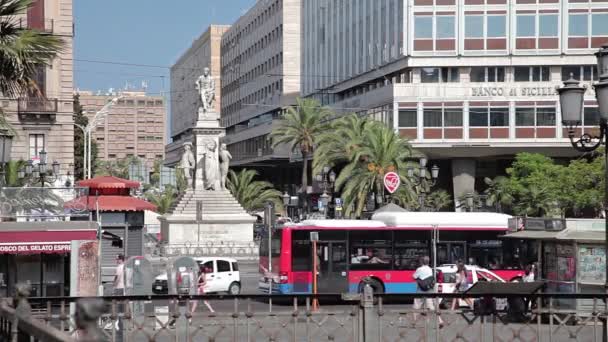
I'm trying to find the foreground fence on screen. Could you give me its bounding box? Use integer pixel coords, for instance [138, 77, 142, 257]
[1, 287, 607, 341]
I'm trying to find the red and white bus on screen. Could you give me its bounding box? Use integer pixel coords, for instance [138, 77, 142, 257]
[259, 212, 529, 294]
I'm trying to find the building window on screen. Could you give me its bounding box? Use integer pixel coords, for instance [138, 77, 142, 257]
[592, 14, 608, 36]
[469, 108, 488, 127]
[514, 66, 550, 82]
[421, 67, 458, 83]
[469, 107, 509, 127]
[562, 65, 599, 81]
[490, 108, 509, 127]
[539, 14, 559, 37]
[516, 15, 536, 37]
[516, 107, 555, 126]
[29, 134, 45, 159]
[398, 109, 417, 128]
[444, 108, 463, 127]
[487, 15, 506, 38]
[414, 16, 433, 39]
[465, 15, 484, 38]
[569, 14, 588, 37]
[423, 108, 443, 127]
[584, 107, 600, 126]
[436, 16, 455, 39]
[470, 67, 505, 82]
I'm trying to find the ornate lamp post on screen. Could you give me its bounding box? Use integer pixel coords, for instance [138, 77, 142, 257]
[282, 191, 290, 217]
[557, 44, 608, 337]
[18, 150, 61, 187]
[407, 157, 440, 211]
[315, 166, 336, 218]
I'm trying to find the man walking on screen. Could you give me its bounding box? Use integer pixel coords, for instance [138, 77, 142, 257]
[413, 256, 444, 327]
[113, 254, 125, 338]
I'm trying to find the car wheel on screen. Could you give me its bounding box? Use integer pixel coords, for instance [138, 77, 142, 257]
[228, 282, 241, 295]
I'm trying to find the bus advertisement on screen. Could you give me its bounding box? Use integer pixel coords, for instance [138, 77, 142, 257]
[259, 212, 529, 294]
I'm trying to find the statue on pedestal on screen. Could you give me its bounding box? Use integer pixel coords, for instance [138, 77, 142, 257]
[202, 140, 219, 191]
[179, 143, 195, 189]
[219, 143, 232, 190]
[195, 67, 216, 121]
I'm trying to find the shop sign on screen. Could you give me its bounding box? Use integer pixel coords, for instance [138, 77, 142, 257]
[383, 172, 400, 194]
[0, 243, 71, 254]
[471, 86, 558, 97]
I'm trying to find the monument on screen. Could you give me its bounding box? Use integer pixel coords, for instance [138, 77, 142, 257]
[160, 67, 257, 260]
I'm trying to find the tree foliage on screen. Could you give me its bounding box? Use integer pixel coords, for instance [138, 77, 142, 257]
[94, 156, 142, 179]
[226, 169, 283, 213]
[270, 98, 331, 197]
[315, 114, 421, 217]
[145, 186, 177, 215]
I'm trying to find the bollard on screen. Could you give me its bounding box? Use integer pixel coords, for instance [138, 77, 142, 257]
[75, 298, 108, 342]
[360, 284, 378, 342]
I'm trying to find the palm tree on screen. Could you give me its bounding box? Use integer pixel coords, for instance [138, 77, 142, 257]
[456, 191, 483, 212]
[483, 176, 513, 213]
[0, 0, 64, 128]
[426, 189, 453, 212]
[226, 169, 283, 213]
[145, 186, 177, 215]
[513, 185, 552, 217]
[270, 98, 332, 207]
[334, 121, 419, 217]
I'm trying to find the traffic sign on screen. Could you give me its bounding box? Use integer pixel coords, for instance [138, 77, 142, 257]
[383, 172, 400, 194]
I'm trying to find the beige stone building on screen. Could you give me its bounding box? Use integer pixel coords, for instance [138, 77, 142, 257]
[78, 91, 166, 168]
[220, 0, 301, 167]
[5, 0, 75, 173]
[165, 25, 230, 166]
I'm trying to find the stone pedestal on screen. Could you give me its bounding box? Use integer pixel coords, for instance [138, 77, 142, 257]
[160, 116, 257, 260]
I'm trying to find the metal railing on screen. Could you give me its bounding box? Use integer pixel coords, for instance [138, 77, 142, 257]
[1, 287, 607, 341]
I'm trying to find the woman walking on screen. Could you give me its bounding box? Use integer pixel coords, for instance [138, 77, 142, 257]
[190, 266, 215, 316]
[451, 262, 474, 310]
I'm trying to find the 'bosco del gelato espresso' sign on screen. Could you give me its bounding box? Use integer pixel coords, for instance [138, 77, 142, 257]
[471, 86, 558, 97]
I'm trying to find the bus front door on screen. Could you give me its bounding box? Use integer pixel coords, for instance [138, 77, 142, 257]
[316, 242, 348, 293]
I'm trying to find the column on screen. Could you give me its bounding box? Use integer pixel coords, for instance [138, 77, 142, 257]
[451, 159, 476, 212]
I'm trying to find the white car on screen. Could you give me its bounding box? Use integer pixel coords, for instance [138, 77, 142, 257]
[435, 264, 507, 310]
[152, 257, 241, 295]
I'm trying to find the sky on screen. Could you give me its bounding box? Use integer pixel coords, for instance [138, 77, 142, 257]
[74, 0, 254, 96]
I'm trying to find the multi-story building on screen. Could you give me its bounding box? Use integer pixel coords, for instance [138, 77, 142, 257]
[5, 0, 75, 173]
[165, 25, 230, 166]
[220, 0, 301, 177]
[303, 0, 608, 206]
[78, 90, 166, 168]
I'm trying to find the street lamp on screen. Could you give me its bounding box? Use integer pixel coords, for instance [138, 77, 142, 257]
[408, 158, 440, 211]
[18, 150, 61, 187]
[557, 44, 608, 337]
[282, 191, 290, 217]
[315, 166, 336, 218]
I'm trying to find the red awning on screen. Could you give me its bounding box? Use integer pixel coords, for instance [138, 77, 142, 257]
[64, 195, 157, 212]
[77, 176, 140, 189]
[0, 230, 97, 255]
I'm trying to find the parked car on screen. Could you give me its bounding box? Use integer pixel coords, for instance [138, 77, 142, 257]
[152, 257, 241, 295]
[435, 264, 508, 310]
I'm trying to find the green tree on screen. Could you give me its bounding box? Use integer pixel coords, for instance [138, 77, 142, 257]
[0, 0, 64, 129]
[3, 160, 24, 186]
[483, 176, 514, 213]
[270, 98, 332, 205]
[94, 156, 142, 179]
[456, 191, 484, 212]
[425, 189, 453, 212]
[333, 120, 419, 217]
[73, 94, 98, 180]
[145, 186, 177, 215]
[226, 169, 283, 213]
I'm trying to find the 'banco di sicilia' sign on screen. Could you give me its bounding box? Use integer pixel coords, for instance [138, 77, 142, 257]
[471, 86, 558, 97]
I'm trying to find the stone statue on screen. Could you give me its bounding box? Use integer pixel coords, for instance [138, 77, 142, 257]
[195, 67, 215, 119]
[219, 143, 232, 190]
[202, 140, 219, 191]
[179, 143, 195, 189]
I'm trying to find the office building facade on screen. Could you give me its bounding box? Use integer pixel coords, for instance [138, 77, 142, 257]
[166, 25, 229, 166]
[303, 0, 608, 206]
[78, 91, 166, 169]
[220, 0, 301, 171]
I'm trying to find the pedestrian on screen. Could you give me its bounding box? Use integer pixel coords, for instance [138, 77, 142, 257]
[190, 266, 214, 317]
[413, 256, 444, 327]
[113, 254, 125, 337]
[523, 263, 536, 282]
[450, 261, 474, 310]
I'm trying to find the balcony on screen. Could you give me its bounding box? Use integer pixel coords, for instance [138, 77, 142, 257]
[17, 98, 58, 123]
[19, 18, 55, 34]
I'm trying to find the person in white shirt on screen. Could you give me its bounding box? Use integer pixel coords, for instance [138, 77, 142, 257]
[114, 254, 125, 295]
[412, 256, 443, 327]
